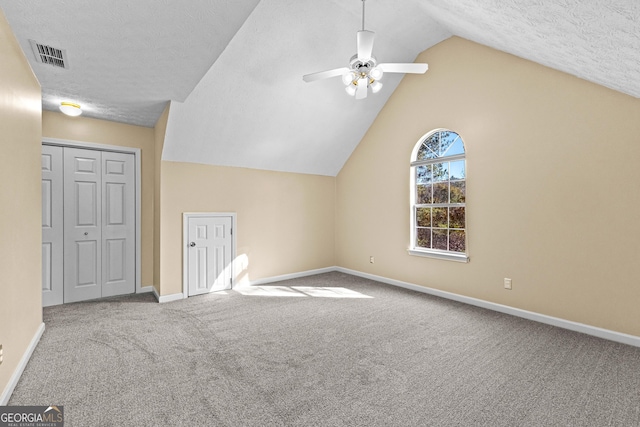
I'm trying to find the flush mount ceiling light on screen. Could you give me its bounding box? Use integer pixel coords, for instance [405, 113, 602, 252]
[59, 102, 82, 117]
[303, 0, 428, 99]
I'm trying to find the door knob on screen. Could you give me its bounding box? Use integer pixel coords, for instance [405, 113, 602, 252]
[189, 242, 196, 247]
[84, 232, 89, 236]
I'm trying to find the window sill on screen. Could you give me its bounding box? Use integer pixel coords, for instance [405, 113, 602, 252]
[407, 248, 469, 263]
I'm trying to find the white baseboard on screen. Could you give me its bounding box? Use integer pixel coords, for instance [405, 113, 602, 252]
[246, 267, 336, 286]
[137, 285, 154, 294]
[0, 322, 45, 405]
[336, 267, 640, 348]
[152, 287, 184, 303]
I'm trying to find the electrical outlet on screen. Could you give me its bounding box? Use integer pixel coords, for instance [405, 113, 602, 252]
[504, 278, 512, 290]
[369, 256, 374, 264]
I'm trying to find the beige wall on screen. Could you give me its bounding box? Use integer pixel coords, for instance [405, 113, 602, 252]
[158, 161, 335, 296]
[0, 9, 43, 399]
[336, 36, 640, 336]
[42, 111, 156, 287]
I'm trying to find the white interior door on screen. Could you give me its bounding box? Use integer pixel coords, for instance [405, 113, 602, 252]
[64, 147, 102, 303]
[42, 145, 63, 307]
[101, 151, 135, 297]
[187, 215, 233, 296]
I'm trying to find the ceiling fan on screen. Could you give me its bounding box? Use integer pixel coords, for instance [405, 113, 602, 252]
[302, 0, 428, 99]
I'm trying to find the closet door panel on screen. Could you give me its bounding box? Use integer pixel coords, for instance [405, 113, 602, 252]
[63, 147, 102, 303]
[101, 151, 135, 297]
[42, 145, 63, 306]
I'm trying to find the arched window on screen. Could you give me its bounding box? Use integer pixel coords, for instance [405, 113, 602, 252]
[409, 129, 468, 262]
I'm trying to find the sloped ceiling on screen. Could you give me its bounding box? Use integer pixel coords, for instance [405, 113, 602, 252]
[163, 0, 449, 176]
[1, 1, 638, 176]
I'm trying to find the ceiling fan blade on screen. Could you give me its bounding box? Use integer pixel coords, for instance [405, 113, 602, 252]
[357, 30, 375, 61]
[378, 63, 429, 74]
[355, 78, 368, 99]
[303, 67, 349, 83]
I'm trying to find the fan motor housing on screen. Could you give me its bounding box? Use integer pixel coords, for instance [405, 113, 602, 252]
[349, 54, 377, 76]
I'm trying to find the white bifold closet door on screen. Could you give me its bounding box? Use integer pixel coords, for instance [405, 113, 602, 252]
[42, 145, 135, 306]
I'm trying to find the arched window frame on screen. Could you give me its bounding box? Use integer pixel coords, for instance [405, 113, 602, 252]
[409, 129, 469, 262]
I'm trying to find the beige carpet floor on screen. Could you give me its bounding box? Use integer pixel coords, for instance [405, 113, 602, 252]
[9, 272, 640, 426]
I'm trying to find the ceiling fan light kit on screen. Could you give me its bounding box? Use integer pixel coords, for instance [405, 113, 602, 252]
[303, 0, 428, 100]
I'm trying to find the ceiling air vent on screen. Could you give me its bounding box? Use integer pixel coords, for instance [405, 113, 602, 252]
[29, 39, 69, 69]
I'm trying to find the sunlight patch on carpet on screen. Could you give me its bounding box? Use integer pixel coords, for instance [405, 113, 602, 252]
[234, 286, 306, 297]
[292, 286, 373, 299]
[233, 286, 372, 299]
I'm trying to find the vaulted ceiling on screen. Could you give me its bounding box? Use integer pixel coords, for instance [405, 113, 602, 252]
[2, 0, 638, 175]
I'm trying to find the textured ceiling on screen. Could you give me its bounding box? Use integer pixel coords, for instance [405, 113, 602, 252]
[0, 0, 261, 127]
[1, 0, 639, 175]
[418, 0, 640, 98]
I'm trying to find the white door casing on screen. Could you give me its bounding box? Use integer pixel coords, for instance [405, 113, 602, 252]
[42, 145, 64, 307]
[184, 213, 235, 297]
[101, 151, 136, 297]
[63, 147, 102, 303]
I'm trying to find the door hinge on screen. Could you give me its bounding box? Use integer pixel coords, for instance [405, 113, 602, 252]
[230, 228, 233, 236]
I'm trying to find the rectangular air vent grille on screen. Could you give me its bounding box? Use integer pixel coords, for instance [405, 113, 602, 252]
[29, 39, 69, 69]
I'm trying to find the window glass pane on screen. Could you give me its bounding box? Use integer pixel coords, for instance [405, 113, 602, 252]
[416, 165, 432, 184]
[417, 185, 432, 204]
[417, 228, 431, 248]
[449, 207, 465, 229]
[432, 208, 448, 228]
[432, 163, 448, 181]
[433, 182, 448, 204]
[450, 160, 465, 180]
[418, 134, 439, 160]
[433, 229, 448, 250]
[450, 181, 466, 203]
[443, 136, 465, 157]
[449, 230, 465, 252]
[416, 207, 431, 227]
[439, 131, 457, 156]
